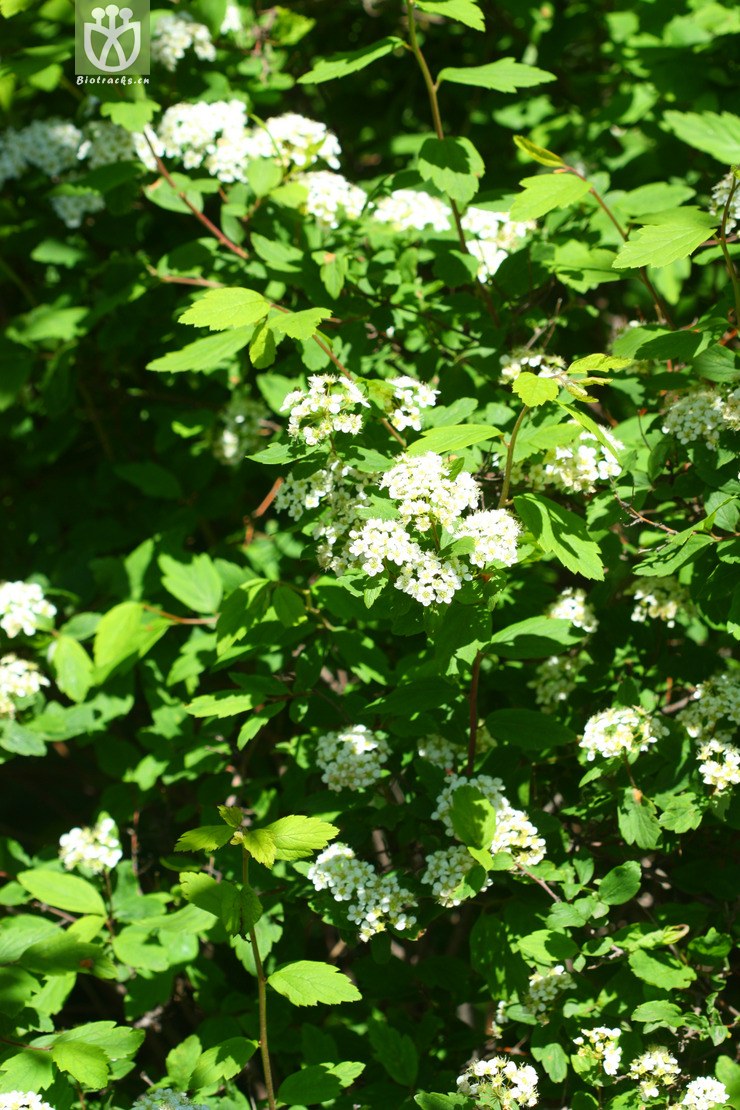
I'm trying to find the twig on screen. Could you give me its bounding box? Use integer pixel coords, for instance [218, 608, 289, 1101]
[517, 865, 561, 902]
[146, 266, 224, 289]
[141, 603, 218, 625]
[498, 406, 529, 507]
[718, 175, 740, 326]
[465, 651, 483, 776]
[612, 493, 678, 535]
[243, 851, 277, 1110]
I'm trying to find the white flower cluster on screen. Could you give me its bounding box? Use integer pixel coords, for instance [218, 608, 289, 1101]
[680, 672, 740, 739]
[515, 424, 623, 494]
[212, 395, 267, 465]
[580, 705, 668, 762]
[524, 964, 574, 1015]
[372, 189, 451, 233]
[432, 773, 546, 868]
[500, 349, 566, 384]
[421, 845, 491, 907]
[50, 191, 106, 229]
[0, 1095, 55, 1110]
[454, 509, 521, 568]
[150, 13, 216, 71]
[548, 586, 598, 633]
[530, 654, 586, 711]
[628, 1047, 681, 1100]
[282, 374, 369, 446]
[308, 842, 417, 941]
[59, 815, 123, 874]
[246, 113, 342, 170]
[0, 655, 49, 719]
[630, 576, 690, 628]
[573, 1026, 622, 1076]
[381, 453, 481, 531]
[681, 1078, 729, 1110]
[297, 171, 366, 228]
[711, 171, 740, 233]
[78, 120, 138, 168]
[0, 581, 56, 638]
[697, 737, 740, 795]
[315, 724, 390, 792]
[133, 1090, 209, 1110]
[387, 376, 439, 432]
[461, 206, 533, 281]
[662, 387, 740, 448]
[418, 734, 460, 769]
[457, 1056, 539, 1107]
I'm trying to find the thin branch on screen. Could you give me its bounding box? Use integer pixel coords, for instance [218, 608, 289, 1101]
[612, 493, 678, 535]
[718, 175, 740, 326]
[465, 650, 483, 776]
[517, 865, 561, 901]
[146, 266, 224, 289]
[243, 851, 277, 1110]
[498, 406, 529, 507]
[141, 603, 217, 625]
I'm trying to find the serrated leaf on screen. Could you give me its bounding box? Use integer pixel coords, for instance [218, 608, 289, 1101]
[568, 353, 632, 373]
[514, 493, 604, 580]
[268, 961, 362, 1006]
[174, 826, 234, 853]
[406, 423, 500, 455]
[510, 173, 591, 221]
[241, 828, 277, 868]
[219, 883, 263, 935]
[438, 58, 555, 92]
[599, 860, 641, 905]
[514, 134, 564, 167]
[49, 636, 93, 703]
[218, 805, 244, 828]
[628, 948, 696, 989]
[417, 0, 484, 30]
[166, 1035, 202, 1091]
[632, 1001, 685, 1028]
[450, 785, 497, 849]
[147, 328, 253, 373]
[249, 320, 277, 369]
[298, 36, 402, 83]
[264, 815, 339, 861]
[179, 872, 227, 917]
[278, 1062, 365, 1105]
[663, 109, 740, 164]
[189, 1037, 257, 1091]
[268, 308, 332, 341]
[17, 870, 106, 916]
[368, 1021, 419, 1086]
[51, 1041, 109, 1088]
[418, 136, 484, 206]
[179, 288, 270, 331]
[613, 209, 717, 270]
[490, 615, 582, 658]
[159, 553, 223, 614]
[512, 372, 559, 406]
[272, 585, 306, 627]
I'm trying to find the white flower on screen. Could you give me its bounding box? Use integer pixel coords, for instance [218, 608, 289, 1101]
[630, 576, 690, 628]
[219, 2, 242, 34]
[151, 13, 215, 71]
[515, 424, 623, 494]
[0, 654, 49, 718]
[0, 581, 56, 638]
[78, 120, 137, 168]
[432, 772, 506, 833]
[380, 453, 480, 531]
[308, 842, 416, 941]
[432, 774, 546, 866]
[711, 171, 740, 233]
[133, 1090, 209, 1110]
[212, 395, 267, 465]
[662, 388, 740, 448]
[461, 207, 533, 281]
[457, 1056, 539, 1107]
[697, 737, 740, 794]
[573, 1026, 622, 1076]
[297, 170, 366, 227]
[16, 118, 83, 177]
[316, 724, 390, 792]
[59, 815, 123, 874]
[580, 705, 667, 761]
[372, 189, 451, 233]
[387, 376, 439, 432]
[628, 1047, 681, 1100]
[247, 113, 341, 171]
[50, 192, 105, 228]
[681, 1078, 729, 1110]
[281, 374, 369, 446]
[453, 508, 520, 568]
[418, 734, 460, 769]
[530, 654, 585, 711]
[525, 964, 574, 1015]
[548, 587, 598, 633]
[500, 348, 566, 384]
[421, 845, 490, 907]
[679, 672, 740, 739]
[0, 1094, 55, 1110]
[142, 100, 250, 182]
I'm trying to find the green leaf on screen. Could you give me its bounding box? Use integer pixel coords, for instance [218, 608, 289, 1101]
[663, 110, 740, 164]
[92, 601, 143, 671]
[147, 328, 253, 373]
[219, 884, 263, 935]
[658, 795, 703, 833]
[268, 308, 332, 341]
[490, 615, 582, 658]
[368, 1021, 419, 1086]
[272, 585, 306, 627]
[186, 679, 282, 718]
[418, 136, 484, 206]
[628, 948, 696, 990]
[263, 815, 339, 860]
[216, 579, 270, 655]
[514, 493, 604, 580]
[618, 790, 661, 850]
[247, 158, 283, 197]
[268, 961, 362, 1006]
[179, 872, 228, 917]
[512, 372, 559, 406]
[241, 828, 277, 868]
[485, 709, 576, 749]
[179, 288, 270, 331]
[632, 1001, 686, 1029]
[174, 826, 234, 853]
[218, 805, 244, 828]
[298, 36, 402, 83]
[449, 785, 497, 849]
[278, 1062, 365, 1105]
[189, 1037, 257, 1091]
[568, 353, 632, 373]
[51, 1042, 109, 1089]
[49, 636, 93, 703]
[415, 1095, 470, 1110]
[514, 135, 564, 167]
[249, 320, 277, 369]
[166, 1035, 202, 1091]
[599, 860, 641, 905]
[517, 929, 578, 964]
[613, 208, 717, 270]
[100, 98, 160, 132]
[17, 870, 106, 916]
[416, 0, 484, 30]
[510, 173, 591, 221]
[532, 1041, 569, 1083]
[0, 1046, 54, 1090]
[438, 58, 555, 92]
[406, 423, 500, 456]
[159, 553, 223, 614]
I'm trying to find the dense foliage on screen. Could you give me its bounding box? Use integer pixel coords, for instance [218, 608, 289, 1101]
[0, 2, 739, 1110]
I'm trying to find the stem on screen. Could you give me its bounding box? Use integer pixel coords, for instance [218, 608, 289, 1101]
[517, 864, 561, 902]
[498, 405, 529, 507]
[465, 650, 483, 776]
[718, 175, 740, 326]
[141, 604, 218, 625]
[243, 851, 277, 1110]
